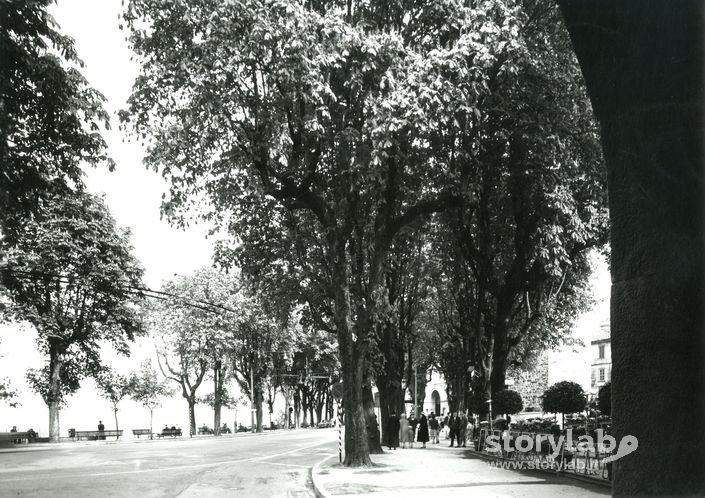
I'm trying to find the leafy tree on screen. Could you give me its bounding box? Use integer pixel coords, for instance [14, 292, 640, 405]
[0, 0, 114, 228]
[175, 268, 241, 436]
[541, 380, 586, 427]
[493, 389, 523, 416]
[229, 293, 294, 433]
[120, 0, 495, 465]
[128, 359, 172, 439]
[598, 381, 611, 417]
[428, 0, 607, 406]
[95, 367, 131, 430]
[0, 192, 144, 441]
[151, 273, 213, 437]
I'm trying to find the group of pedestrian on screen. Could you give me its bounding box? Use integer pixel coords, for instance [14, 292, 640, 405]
[385, 412, 444, 450]
[444, 412, 471, 447]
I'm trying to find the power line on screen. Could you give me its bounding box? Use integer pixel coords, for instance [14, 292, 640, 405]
[1, 268, 238, 315]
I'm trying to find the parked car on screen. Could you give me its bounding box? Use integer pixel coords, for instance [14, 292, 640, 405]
[317, 419, 333, 428]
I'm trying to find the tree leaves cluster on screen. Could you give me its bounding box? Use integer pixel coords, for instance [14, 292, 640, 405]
[0, 0, 114, 229]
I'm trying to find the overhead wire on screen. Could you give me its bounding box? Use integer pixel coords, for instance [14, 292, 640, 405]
[1, 268, 238, 315]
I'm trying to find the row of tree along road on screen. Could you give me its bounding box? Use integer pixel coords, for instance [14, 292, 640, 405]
[1, 1, 608, 465]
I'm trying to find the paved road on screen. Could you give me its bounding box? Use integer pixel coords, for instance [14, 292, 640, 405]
[0, 429, 338, 497]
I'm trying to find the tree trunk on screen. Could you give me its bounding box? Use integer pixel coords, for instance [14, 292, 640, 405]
[255, 387, 264, 432]
[214, 404, 222, 436]
[362, 379, 382, 454]
[213, 364, 222, 436]
[302, 388, 309, 426]
[113, 406, 119, 431]
[294, 389, 301, 429]
[188, 395, 197, 436]
[47, 357, 62, 442]
[490, 348, 509, 396]
[149, 407, 154, 440]
[341, 357, 371, 466]
[49, 401, 60, 442]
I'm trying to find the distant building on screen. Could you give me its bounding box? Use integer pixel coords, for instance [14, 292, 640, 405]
[590, 322, 611, 394]
[421, 368, 450, 417]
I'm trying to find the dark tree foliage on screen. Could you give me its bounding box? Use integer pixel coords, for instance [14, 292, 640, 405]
[0, 0, 113, 228]
[493, 389, 523, 416]
[598, 381, 611, 416]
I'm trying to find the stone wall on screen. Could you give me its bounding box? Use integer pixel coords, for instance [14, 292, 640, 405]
[506, 355, 549, 411]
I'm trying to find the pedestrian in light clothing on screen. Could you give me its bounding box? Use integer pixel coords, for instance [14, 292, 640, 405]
[417, 413, 429, 448]
[399, 415, 410, 448]
[408, 415, 417, 448]
[386, 412, 400, 450]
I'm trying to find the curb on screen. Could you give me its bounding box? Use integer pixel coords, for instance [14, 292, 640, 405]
[310, 453, 337, 498]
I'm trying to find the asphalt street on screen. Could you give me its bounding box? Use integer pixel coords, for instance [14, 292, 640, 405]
[0, 429, 338, 497]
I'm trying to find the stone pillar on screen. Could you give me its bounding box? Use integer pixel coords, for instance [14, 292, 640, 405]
[557, 1, 705, 495]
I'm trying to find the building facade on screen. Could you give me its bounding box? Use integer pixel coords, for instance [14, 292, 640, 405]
[590, 322, 611, 395]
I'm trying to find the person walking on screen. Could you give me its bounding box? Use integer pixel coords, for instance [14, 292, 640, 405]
[465, 415, 474, 448]
[458, 413, 468, 447]
[399, 414, 410, 448]
[417, 413, 429, 448]
[386, 412, 400, 450]
[449, 412, 460, 447]
[408, 415, 416, 448]
[428, 413, 440, 444]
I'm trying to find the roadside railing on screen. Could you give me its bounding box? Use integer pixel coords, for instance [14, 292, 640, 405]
[476, 429, 611, 482]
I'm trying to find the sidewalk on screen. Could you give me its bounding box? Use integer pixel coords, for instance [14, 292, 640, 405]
[312, 442, 611, 498]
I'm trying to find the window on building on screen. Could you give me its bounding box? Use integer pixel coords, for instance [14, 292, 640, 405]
[599, 368, 605, 382]
[598, 344, 605, 359]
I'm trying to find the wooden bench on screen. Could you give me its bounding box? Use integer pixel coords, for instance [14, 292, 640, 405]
[74, 429, 123, 441]
[131, 429, 152, 438]
[157, 428, 182, 438]
[0, 432, 30, 446]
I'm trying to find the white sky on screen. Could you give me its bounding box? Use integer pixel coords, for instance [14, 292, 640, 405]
[51, 0, 213, 289]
